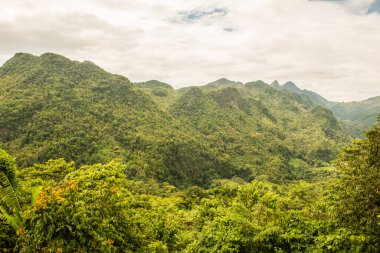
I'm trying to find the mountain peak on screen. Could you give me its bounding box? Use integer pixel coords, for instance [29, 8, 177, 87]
[40, 52, 70, 59]
[205, 78, 243, 88]
[39, 52, 73, 67]
[215, 78, 234, 83]
[136, 80, 174, 90]
[271, 80, 280, 87]
[0, 52, 39, 75]
[2, 52, 36, 66]
[281, 81, 302, 94]
[283, 81, 300, 89]
[12, 52, 35, 59]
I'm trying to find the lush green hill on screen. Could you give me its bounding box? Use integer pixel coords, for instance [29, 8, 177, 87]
[328, 96, 380, 136]
[1, 53, 378, 252]
[276, 81, 380, 136]
[0, 53, 350, 186]
[0, 52, 162, 164]
[140, 78, 354, 183]
[138, 78, 350, 181]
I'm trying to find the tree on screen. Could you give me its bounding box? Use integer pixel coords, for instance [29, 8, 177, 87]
[323, 118, 380, 251]
[0, 171, 23, 250]
[15, 161, 176, 252]
[0, 148, 17, 187]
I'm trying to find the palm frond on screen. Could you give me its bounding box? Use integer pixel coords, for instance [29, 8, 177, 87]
[0, 206, 23, 230]
[0, 172, 22, 213]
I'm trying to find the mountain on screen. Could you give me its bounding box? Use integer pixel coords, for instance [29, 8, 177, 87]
[275, 81, 379, 136]
[328, 96, 380, 136]
[281, 81, 303, 94]
[270, 80, 280, 88]
[204, 78, 244, 89]
[0, 52, 163, 164]
[134, 80, 177, 108]
[137, 78, 351, 183]
[0, 53, 351, 186]
[280, 81, 335, 107]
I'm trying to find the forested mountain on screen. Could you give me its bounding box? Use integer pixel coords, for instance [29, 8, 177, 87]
[276, 81, 380, 135]
[0, 53, 350, 186]
[0, 53, 379, 252]
[328, 96, 380, 135]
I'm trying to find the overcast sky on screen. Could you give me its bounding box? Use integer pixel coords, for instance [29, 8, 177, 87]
[0, 0, 379, 101]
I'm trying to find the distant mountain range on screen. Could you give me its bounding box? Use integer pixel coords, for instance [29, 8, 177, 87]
[198, 77, 380, 136]
[272, 80, 380, 136]
[174, 78, 379, 136]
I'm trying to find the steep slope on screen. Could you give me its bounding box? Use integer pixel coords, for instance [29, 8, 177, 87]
[276, 81, 379, 135]
[169, 80, 350, 182]
[0, 53, 350, 186]
[0, 53, 162, 164]
[280, 81, 335, 107]
[329, 96, 380, 135]
[1, 53, 246, 186]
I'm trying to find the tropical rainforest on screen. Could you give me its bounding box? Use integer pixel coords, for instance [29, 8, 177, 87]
[0, 53, 379, 252]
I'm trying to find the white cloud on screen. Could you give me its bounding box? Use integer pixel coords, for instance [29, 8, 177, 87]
[0, 0, 379, 101]
[346, 0, 375, 14]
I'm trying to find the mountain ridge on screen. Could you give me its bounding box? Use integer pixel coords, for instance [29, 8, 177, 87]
[165, 76, 379, 136]
[0, 52, 352, 185]
[2, 52, 378, 138]
[270, 80, 379, 135]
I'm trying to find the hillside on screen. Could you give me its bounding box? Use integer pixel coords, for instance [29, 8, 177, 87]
[328, 96, 380, 135]
[0, 53, 378, 252]
[0, 53, 350, 186]
[278, 81, 336, 107]
[276, 81, 380, 135]
[2, 120, 379, 252]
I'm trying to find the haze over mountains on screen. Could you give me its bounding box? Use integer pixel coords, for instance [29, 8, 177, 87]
[273, 80, 380, 136]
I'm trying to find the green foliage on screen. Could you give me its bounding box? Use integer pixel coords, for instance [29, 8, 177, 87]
[0, 53, 352, 186]
[278, 81, 380, 136]
[0, 172, 23, 230]
[0, 148, 17, 187]
[0, 129, 377, 252]
[322, 120, 380, 251]
[0, 171, 24, 251]
[14, 161, 183, 252]
[18, 158, 75, 184]
[0, 53, 379, 252]
[17, 162, 133, 252]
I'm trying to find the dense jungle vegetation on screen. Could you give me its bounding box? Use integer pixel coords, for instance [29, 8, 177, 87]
[0, 53, 379, 252]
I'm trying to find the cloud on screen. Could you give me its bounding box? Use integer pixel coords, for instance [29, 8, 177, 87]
[223, 27, 234, 32]
[179, 7, 228, 23]
[345, 0, 376, 14]
[0, 13, 139, 50]
[0, 0, 379, 102]
[368, 0, 380, 13]
[310, 0, 377, 14]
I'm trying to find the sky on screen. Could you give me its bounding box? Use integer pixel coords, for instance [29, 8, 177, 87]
[0, 0, 379, 102]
